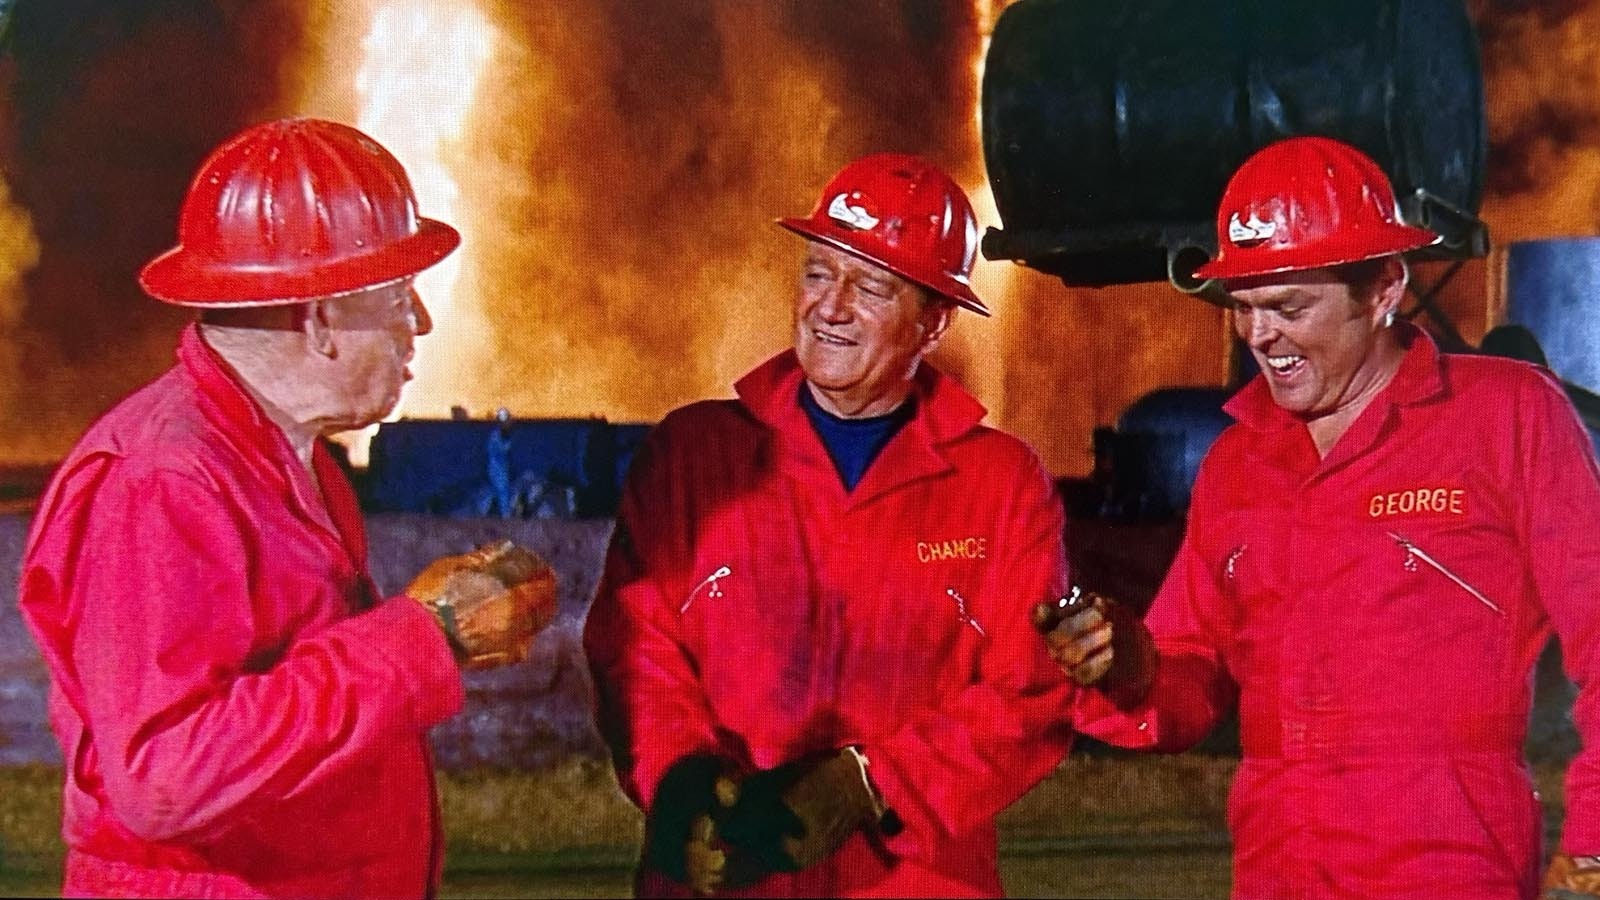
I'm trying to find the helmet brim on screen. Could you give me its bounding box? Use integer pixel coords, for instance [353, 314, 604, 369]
[776, 217, 991, 317]
[1193, 223, 1440, 281]
[140, 218, 462, 307]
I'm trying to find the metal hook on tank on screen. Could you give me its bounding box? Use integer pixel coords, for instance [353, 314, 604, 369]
[1166, 244, 1235, 308]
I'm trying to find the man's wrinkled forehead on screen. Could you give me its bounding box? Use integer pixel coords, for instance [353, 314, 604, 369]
[802, 242, 931, 301]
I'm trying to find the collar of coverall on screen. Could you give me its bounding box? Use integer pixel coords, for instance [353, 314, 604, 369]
[176, 323, 344, 508]
[1223, 320, 1447, 434]
[735, 349, 987, 445]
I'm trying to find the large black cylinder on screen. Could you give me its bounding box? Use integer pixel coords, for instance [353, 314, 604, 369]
[981, 0, 1485, 287]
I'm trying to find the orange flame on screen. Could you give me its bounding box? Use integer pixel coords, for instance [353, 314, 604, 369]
[285, 0, 1234, 478]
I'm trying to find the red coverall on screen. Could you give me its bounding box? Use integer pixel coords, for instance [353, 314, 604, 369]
[19, 325, 463, 898]
[1075, 328, 1600, 899]
[584, 351, 1075, 897]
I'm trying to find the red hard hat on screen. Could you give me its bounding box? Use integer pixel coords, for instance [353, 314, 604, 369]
[778, 153, 988, 316]
[140, 118, 461, 307]
[1194, 136, 1440, 281]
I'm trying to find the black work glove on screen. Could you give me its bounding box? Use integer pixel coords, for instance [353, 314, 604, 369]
[716, 748, 885, 873]
[645, 753, 737, 890]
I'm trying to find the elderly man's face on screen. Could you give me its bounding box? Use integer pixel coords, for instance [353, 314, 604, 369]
[792, 243, 950, 417]
[1228, 267, 1391, 419]
[322, 278, 432, 429]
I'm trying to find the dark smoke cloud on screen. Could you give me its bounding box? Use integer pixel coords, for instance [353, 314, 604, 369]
[463, 0, 989, 422]
[776, 0, 982, 167]
[1467, 0, 1600, 237]
[0, 0, 312, 459]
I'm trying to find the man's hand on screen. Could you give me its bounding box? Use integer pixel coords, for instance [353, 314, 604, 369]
[407, 540, 558, 669]
[646, 755, 741, 894]
[717, 748, 883, 873]
[1545, 853, 1600, 898]
[1032, 587, 1157, 708]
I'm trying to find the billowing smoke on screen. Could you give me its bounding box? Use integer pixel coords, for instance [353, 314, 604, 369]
[0, 0, 315, 462]
[2, 1, 1593, 477]
[452, 0, 989, 424]
[1472, 0, 1600, 238]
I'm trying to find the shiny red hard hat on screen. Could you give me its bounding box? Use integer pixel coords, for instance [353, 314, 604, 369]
[778, 152, 988, 316]
[1194, 136, 1440, 281]
[140, 118, 461, 307]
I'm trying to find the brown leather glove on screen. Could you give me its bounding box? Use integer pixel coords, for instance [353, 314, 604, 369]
[1545, 853, 1600, 898]
[717, 748, 885, 873]
[1033, 586, 1157, 708]
[406, 540, 558, 669]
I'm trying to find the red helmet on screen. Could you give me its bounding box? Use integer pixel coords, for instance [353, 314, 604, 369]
[778, 153, 988, 316]
[140, 118, 461, 307]
[1194, 136, 1439, 281]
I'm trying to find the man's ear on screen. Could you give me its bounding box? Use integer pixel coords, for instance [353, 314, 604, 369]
[1372, 256, 1408, 327]
[304, 300, 337, 359]
[919, 302, 955, 354]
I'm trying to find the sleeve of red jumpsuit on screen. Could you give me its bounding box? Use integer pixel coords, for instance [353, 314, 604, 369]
[1070, 455, 1239, 754]
[60, 461, 463, 845]
[583, 425, 728, 811]
[1512, 369, 1600, 854]
[859, 447, 1078, 859]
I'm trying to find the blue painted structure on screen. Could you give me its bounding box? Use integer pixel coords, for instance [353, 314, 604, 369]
[366, 418, 652, 518]
[1503, 237, 1600, 450]
[1111, 387, 1235, 517]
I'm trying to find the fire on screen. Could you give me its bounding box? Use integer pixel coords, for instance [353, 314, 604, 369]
[1475, 2, 1600, 242]
[279, 0, 1214, 479]
[305, 0, 497, 464]
[0, 175, 41, 458]
[952, 180, 1016, 424]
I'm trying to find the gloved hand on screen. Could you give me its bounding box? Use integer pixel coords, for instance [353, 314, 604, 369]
[406, 540, 558, 669]
[716, 748, 885, 873]
[645, 754, 740, 894]
[1544, 853, 1600, 898]
[1032, 586, 1157, 708]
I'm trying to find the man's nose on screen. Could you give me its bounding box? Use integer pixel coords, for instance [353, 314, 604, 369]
[410, 289, 433, 336]
[1242, 310, 1275, 347]
[817, 282, 852, 322]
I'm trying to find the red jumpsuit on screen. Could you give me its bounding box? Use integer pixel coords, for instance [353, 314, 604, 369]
[1076, 328, 1600, 899]
[19, 325, 463, 898]
[584, 351, 1075, 897]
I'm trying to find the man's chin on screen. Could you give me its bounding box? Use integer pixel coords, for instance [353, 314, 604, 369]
[325, 403, 398, 435]
[1265, 387, 1314, 416]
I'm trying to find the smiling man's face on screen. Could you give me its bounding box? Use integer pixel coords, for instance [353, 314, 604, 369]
[1228, 265, 1393, 420]
[792, 242, 951, 418]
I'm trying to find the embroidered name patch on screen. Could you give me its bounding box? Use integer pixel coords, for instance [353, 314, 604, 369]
[917, 537, 987, 562]
[1367, 486, 1466, 518]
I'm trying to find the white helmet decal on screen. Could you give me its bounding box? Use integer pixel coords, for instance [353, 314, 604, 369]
[1227, 210, 1278, 244]
[827, 192, 880, 231]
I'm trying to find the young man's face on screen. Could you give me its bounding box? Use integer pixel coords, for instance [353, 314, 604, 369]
[1228, 265, 1393, 420]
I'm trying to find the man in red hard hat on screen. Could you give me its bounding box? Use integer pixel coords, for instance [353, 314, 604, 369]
[585, 153, 1074, 897]
[18, 118, 557, 898]
[1037, 135, 1600, 899]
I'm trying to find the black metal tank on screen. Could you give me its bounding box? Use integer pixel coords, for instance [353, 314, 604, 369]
[980, 0, 1486, 288]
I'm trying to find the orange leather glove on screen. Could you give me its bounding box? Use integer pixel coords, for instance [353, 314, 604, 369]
[1545, 853, 1600, 898]
[1033, 587, 1157, 708]
[406, 540, 558, 669]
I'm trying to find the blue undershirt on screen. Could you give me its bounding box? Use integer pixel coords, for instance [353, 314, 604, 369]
[799, 384, 914, 492]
